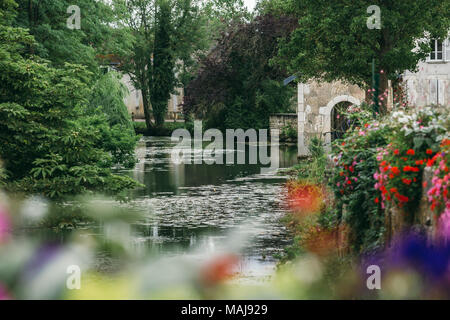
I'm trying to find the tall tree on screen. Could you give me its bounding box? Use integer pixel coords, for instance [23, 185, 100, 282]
[0, 0, 139, 198]
[273, 0, 450, 113]
[183, 13, 298, 131]
[151, 0, 175, 126]
[117, 0, 207, 129]
[13, 0, 129, 71]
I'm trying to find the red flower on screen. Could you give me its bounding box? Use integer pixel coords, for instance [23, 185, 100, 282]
[342, 142, 346, 146]
[380, 161, 387, 166]
[395, 193, 409, 203]
[402, 178, 412, 185]
[346, 180, 352, 185]
[406, 149, 415, 155]
[426, 149, 433, 155]
[394, 149, 399, 155]
[391, 167, 400, 175]
[390, 188, 398, 194]
[415, 160, 424, 165]
[374, 198, 379, 204]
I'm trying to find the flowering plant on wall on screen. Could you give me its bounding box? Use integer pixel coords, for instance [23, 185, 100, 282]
[374, 106, 449, 213]
[426, 140, 450, 238]
[329, 104, 389, 252]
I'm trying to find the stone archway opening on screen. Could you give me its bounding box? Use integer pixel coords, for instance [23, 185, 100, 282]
[330, 101, 353, 141]
[320, 95, 361, 149]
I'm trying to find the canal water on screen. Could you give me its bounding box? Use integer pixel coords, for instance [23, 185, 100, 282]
[122, 136, 299, 282]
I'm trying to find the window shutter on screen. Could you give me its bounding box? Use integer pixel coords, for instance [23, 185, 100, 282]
[445, 39, 450, 61]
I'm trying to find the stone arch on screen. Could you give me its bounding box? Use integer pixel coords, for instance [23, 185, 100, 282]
[320, 95, 361, 148]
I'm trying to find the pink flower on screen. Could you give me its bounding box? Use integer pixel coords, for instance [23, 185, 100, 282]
[0, 284, 11, 300]
[438, 207, 450, 240]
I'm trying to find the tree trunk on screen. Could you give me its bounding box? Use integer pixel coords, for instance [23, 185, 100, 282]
[141, 91, 153, 131]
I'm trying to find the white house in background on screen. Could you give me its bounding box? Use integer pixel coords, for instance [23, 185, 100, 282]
[404, 38, 450, 106]
[121, 73, 184, 121]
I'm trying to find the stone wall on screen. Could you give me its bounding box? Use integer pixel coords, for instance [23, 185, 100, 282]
[121, 73, 184, 120]
[384, 167, 437, 246]
[269, 113, 298, 132]
[297, 81, 365, 156]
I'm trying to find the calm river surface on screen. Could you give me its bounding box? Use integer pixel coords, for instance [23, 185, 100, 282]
[120, 136, 299, 282]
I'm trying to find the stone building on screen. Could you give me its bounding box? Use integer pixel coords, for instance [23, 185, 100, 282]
[294, 37, 450, 157]
[121, 73, 184, 121]
[404, 39, 450, 107]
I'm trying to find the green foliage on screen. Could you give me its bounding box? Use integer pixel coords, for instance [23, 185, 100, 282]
[0, 5, 140, 199]
[274, 0, 450, 97]
[119, 0, 215, 129]
[294, 137, 327, 184]
[90, 72, 132, 128]
[184, 14, 297, 131]
[88, 71, 139, 168]
[374, 106, 449, 214]
[280, 124, 297, 142]
[329, 105, 389, 253]
[13, 0, 130, 72]
[152, 0, 176, 127]
[134, 121, 190, 136]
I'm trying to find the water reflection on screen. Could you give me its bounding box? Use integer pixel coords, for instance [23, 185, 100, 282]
[121, 137, 298, 281]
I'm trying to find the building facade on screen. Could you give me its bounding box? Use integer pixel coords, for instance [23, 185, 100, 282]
[295, 38, 450, 157]
[121, 73, 184, 121]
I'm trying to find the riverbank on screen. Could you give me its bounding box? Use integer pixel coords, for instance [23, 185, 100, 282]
[134, 121, 190, 136]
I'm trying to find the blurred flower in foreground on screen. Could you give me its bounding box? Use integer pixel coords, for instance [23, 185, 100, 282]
[0, 205, 11, 244]
[0, 283, 11, 300]
[438, 208, 450, 241]
[286, 181, 323, 216]
[362, 232, 450, 299]
[200, 254, 240, 286]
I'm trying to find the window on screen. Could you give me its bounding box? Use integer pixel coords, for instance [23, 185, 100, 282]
[429, 39, 443, 61]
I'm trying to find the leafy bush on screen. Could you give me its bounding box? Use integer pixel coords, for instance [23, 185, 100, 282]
[329, 104, 389, 253]
[86, 72, 140, 169]
[294, 137, 326, 184]
[280, 124, 297, 142]
[330, 104, 449, 252]
[134, 121, 190, 136]
[374, 106, 449, 215]
[0, 22, 140, 199]
[183, 14, 297, 131]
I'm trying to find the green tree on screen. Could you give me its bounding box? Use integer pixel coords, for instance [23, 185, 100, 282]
[118, 0, 245, 129]
[88, 71, 140, 168]
[151, 0, 175, 126]
[0, 1, 139, 198]
[184, 14, 297, 131]
[13, 0, 131, 71]
[274, 0, 450, 113]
